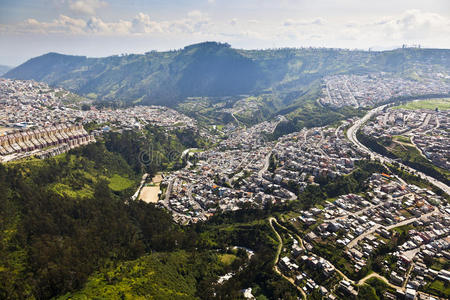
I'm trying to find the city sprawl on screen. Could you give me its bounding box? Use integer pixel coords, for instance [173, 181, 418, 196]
[320, 72, 450, 108]
[0, 75, 449, 300]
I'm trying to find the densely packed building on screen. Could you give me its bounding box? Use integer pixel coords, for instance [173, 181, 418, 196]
[362, 107, 450, 170]
[0, 78, 198, 161]
[0, 124, 95, 162]
[320, 72, 450, 108]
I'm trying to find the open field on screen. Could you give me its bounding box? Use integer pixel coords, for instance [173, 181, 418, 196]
[108, 174, 134, 192]
[139, 174, 162, 203]
[423, 279, 450, 299]
[393, 98, 450, 110]
[219, 254, 237, 266]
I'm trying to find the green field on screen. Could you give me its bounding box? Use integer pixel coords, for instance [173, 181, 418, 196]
[50, 182, 94, 198]
[108, 174, 134, 192]
[393, 98, 450, 110]
[392, 135, 411, 144]
[423, 279, 450, 298]
[219, 253, 237, 266]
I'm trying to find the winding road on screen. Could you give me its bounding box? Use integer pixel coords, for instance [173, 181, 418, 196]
[269, 217, 307, 300]
[347, 105, 450, 195]
[268, 217, 419, 295]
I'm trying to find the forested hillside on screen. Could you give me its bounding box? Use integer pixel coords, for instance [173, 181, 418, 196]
[0, 127, 301, 299]
[5, 42, 450, 106]
[0, 127, 195, 299]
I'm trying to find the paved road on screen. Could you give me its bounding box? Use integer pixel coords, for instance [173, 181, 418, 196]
[187, 184, 206, 218]
[347, 207, 439, 249]
[403, 113, 431, 136]
[324, 203, 384, 223]
[258, 152, 271, 178]
[231, 111, 244, 127]
[270, 217, 351, 292]
[347, 224, 382, 249]
[384, 207, 439, 231]
[347, 106, 450, 195]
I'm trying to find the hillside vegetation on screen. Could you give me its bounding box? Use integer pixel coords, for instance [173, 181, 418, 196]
[5, 42, 450, 107]
[0, 127, 303, 299]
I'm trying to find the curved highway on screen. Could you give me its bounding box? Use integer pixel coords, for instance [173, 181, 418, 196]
[347, 105, 450, 196]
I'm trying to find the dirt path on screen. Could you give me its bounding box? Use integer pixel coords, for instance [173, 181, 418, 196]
[268, 217, 407, 297]
[357, 273, 401, 290]
[269, 217, 307, 299]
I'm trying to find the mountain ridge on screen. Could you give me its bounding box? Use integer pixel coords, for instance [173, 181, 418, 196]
[0, 64, 13, 76]
[4, 42, 450, 106]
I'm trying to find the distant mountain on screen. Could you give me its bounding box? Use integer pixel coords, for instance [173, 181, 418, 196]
[0, 65, 12, 76]
[5, 42, 450, 105]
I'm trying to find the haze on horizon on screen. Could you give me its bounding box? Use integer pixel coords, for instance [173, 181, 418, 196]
[0, 0, 449, 66]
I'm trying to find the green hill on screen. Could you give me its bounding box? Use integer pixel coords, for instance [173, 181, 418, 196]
[5, 43, 450, 106]
[57, 251, 216, 300]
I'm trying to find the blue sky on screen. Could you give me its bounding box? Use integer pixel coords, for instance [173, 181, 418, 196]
[0, 0, 449, 66]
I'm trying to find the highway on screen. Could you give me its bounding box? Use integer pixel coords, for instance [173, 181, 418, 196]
[347, 105, 450, 196]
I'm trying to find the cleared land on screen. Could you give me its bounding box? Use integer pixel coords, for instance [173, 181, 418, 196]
[108, 174, 134, 192]
[139, 174, 162, 203]
[393, 98, 450, 110]
[219, 254, 237, 266]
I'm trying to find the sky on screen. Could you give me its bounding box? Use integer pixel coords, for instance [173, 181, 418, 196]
[0, 0, 449, 66]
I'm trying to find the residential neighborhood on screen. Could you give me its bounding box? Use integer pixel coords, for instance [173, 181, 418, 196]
[320, 72, 450, 108]
[276, 172, 449, 299]
[0, 78, 197, 131]
[362, 106, 450, 171]
[1, 78, 449, 299]
[0, 78, 198, 161]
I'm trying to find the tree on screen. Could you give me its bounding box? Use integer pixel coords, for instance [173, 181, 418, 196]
[358, 284, 379, 300]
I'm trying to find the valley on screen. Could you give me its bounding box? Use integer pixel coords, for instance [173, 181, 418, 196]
[0, 43, 450, 300]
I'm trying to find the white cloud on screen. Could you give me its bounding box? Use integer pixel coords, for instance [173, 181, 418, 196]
[276, 9, 450, 48]
[69, 0, 107, 16]
[283, 17, 325, 27]
[187, 10, 206, 19]
[0, 9, 449, 49]
[375, 9, 450, 40]
[0, 11, 213, 37]
[0, 15, 88, 35]
[131, 13, 162, 34]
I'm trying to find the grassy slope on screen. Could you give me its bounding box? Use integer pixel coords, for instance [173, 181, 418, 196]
[386, 136, 450, 181]
[108, 174, 134, 192]
[423, 279, 450, 299]
[393, 98, 450, 110]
